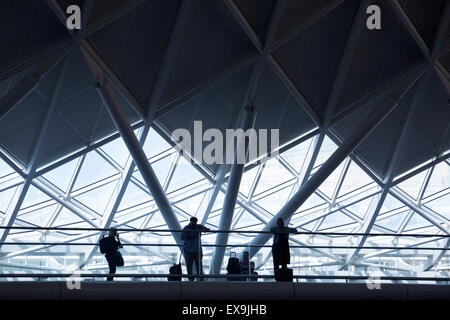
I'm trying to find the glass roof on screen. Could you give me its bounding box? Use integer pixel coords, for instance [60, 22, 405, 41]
[0, 127, 448, 280]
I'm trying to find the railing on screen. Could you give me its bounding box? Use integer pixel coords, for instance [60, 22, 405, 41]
[0, 273, 449, 283]
[1, 225, 449, 237]
[0, 225, 449, 282]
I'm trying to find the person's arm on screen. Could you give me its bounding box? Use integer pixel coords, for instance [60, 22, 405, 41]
[288, 227, 297, 233]
[200, 225, 210, 232]
[116, 235, 123, 248]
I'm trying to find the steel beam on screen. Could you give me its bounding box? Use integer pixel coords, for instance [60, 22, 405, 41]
[271, 0, 345, 51]
[210, 0, 285, 274]
[79, 1, 192, 266]
[95, 80, 183, 245]
[299, 0, 371, 191]
[211, 106, 256, 273]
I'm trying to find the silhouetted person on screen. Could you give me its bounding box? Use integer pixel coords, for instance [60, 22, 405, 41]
[99, 227, 124, 281]
[270, 218, 297, 274]
[240, 251, 257, 281]
[181, 217, 210, 281]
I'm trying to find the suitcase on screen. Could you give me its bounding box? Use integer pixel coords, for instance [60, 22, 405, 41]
[275, 267, 293, 282]
[168, 263, 182, 281]
[168, 252, 183, 281]
[226, 252, 241, 281]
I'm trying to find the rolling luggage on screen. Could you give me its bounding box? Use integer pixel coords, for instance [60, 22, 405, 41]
[226, 252, 241, 281]
[168, 252, 183, 281]
[275, 267, 293, 282]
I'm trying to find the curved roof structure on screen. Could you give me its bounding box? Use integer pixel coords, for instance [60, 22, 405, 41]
[0, 0, 448, 280]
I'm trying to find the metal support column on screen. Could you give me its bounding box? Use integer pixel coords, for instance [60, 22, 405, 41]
[95, 80, 183, 245]
[211, 106, 256, 274]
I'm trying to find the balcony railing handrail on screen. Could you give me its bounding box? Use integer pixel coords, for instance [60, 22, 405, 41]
[1, 225, 449, 238]
[0, 273, 448, 282]
[0, 242, 448, 251]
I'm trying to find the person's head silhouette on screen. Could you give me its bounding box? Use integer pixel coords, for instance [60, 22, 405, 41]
[242, 251, 249, 262]
[109, 227, 118, 237]
[277, 218, 284, 228]
[190, 217, 198, 226]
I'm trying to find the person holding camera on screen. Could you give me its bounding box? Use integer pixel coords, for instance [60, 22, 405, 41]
[99, 227, 124, 281]
[181, 217, 210, 281]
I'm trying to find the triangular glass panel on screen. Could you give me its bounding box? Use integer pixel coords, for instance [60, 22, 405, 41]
[338, 161, 374, 198]
[239, 165, 259, 197]
[300, 220, 317, 231]
[17, 203, 58, 226]
[131, 154, 175, 187]
[72, 151, 119, 190]
[345, 196, 375, 219]
[379, 194, 405, 214]
[0, 158, 14, 178]
[0, 186, 19, 214]
[74, 180, 119, 216]
[20, 185, 52, 210]
[280, 137, 314, 174]
[424, 193, 450, 220]
[52, 207, 86, 227]
[298, 192, 327, 212]
[118, 181, 153, 212]
[318, 162, 345, 199]
[123, 215, 148, 229]
[253, 158, 295, 195]
[397, 169, 427, 200]
[145, 212, 168, 229]
[143, 128, 172, 159]
[232, 210, 264, 230]
[42, 158, 79, 193]
[174, 192, 206, 216]
[403, 213, 433, 232]
[211, 191, 225, 212]
[254, 185, 294, 214]
[318, 211, 355, 231]
[167, 156, 204, 193]
[152, 153, 176, 185]
[313, 136, 338, 168]
[100, 137, 130, 169]
[375, 210, 410, 233]
[424, 162, 450, 198]
[205, 211, 221, 228]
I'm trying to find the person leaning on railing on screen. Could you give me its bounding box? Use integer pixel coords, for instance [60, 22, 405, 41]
[270, 218, 297, 275]
[181, 217, 210, 281]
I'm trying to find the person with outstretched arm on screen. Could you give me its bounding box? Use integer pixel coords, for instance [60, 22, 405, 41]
[181, 217, 210, 281]
[270, 218, 297, 274]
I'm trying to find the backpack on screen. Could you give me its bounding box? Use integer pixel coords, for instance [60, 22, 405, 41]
[99, 236, 107, 254]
